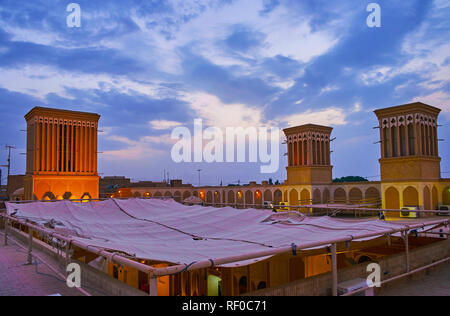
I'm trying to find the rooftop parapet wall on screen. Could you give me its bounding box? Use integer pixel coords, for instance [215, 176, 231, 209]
[245, 239, 449, 296]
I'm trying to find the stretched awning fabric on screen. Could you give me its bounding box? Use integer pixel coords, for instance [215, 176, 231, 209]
[4, 199, 432, 267]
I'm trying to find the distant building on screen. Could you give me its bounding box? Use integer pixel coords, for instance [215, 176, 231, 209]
[7, 175, 25, 201]
[99, 176, 131, 199]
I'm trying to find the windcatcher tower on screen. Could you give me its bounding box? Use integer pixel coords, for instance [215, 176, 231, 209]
[375, 102, 443, 212]
[284, 124, 333, 185]
[24, 107, 100, 201]
[374, 102, 441, 182]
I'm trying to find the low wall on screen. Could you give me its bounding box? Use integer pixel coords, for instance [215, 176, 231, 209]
[245, 239, 450, 296]
[7, 226, 147, 296]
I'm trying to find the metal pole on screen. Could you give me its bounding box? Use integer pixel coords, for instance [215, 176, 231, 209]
[149, 276, 158, 296]
[5, 145, 15, 201]
[27, 228, 33, 265]
[197, 169, 202, 186]
[3, 218, 7, 246]
[404, 231, 410, 273]
[331, 243, 338, 296]
[65, 241, 71, 273]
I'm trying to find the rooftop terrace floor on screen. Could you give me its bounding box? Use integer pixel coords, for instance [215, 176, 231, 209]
[0, 242, 84, 296]
[380, 262, 450, 296]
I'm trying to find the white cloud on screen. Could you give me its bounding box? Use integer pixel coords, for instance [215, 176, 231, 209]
[412, 91, 450, 117]
[124, 0, 345, 75]
[0, 25, 62, 46]
[360, 66, 393, 86]
[360, 0, 450, 97]
[270, 79, 296, 90]
[320, 85, 339, 95]
[280, 108, 348, 127]
[103, 134, 168, 160]
[0, 65, 170, 99]
[150, 120, 183, 130]
[352, 102, 362, 113]
[181, 92, 264, 128]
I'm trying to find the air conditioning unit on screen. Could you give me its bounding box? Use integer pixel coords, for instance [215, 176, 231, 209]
[438, 205, 450, 216]
[338, 278, 374, 296]
[263, 201, 272, 209]
[400, 206, 419, 218]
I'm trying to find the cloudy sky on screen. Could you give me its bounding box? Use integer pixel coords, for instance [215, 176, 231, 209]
[0, 0, 449, 185]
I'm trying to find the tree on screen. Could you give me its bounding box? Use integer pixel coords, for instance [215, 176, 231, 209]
[333, 176, 368, 183]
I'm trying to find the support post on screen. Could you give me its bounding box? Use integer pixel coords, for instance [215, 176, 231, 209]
[149, 276, 158, 296]
[404, 231, 410, 273]
[65, 241, 71, 273]
[4, 218, 8, 246]
[331, 243, 338, 296]
[27, 228, 33, 265]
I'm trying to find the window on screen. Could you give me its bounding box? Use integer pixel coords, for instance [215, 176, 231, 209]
[408, 124, 415, 155]
[239, 277, 248, 295]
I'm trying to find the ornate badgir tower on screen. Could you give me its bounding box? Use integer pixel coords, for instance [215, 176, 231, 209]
[23, 107, 100, 201]
[284, 124, 333, 186]
[374, 102, 442, 211]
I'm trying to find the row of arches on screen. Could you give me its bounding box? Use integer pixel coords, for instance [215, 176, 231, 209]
[287, 187, 381, 205]
[132, 189, 284, 207]
[40, 191, 92, 201]
[130, 185, 450, 209]
[385, 185, 448, 210]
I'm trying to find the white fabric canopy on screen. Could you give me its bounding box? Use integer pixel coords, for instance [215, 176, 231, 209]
[5, 199, 426, 267]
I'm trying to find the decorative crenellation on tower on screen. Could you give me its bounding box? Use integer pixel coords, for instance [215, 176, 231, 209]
[24, 107, 100, 201]
[284, 124, 333, 185]
[375, 102, 441, 182]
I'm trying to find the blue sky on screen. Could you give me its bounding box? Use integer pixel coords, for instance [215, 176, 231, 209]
[0, 0, 449, 185]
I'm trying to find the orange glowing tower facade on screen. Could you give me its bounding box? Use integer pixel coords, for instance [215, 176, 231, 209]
[284, 124, 333, 185]
[23, 107, 100, 201]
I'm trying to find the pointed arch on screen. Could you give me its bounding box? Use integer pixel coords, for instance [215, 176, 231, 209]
[385, 187, 400, 210]
[322, 188, 330, 204]
[365, 187, 380, 201]
[263, 190, 272, 203]
[245, 190, 253, 206]
[214, 191, 221, 205]
[42, 191, 56, 201]
[312, 189, 321, 204]
[403, 186, 419, 206]
[174, 191, 182, 202]
[423, 186, 431, 210]
[349, 188, 363, 204]
[206, 191, 213, 204]
[236, 191, 244, 205]
[228, 190, 235, 205]
[431, 186, 438, 210]
[133, 191, 142, 198]
[289, 189, 299, 206]
[274, 190, 283, 205]
[300, 189, 310, 205]
[443, 187, 450, 205]
[183, 191, 191, 200]
[333, 188, 347, 204]
[254, 190, 262, 206]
